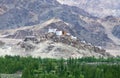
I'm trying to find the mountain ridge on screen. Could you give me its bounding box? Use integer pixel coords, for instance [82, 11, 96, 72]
[0, 18, 113, 48]
[0, 0, 120, 55]
[57, 0, 120, 17]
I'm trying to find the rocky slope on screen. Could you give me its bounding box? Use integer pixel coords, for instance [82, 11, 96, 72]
[112, 25, 120, 39]
[57, 0, 120, 17]
[97, 16, 120, 48]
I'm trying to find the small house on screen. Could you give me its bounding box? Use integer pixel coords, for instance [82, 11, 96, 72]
[97, 46, 102, 49]
[56, 31, 62, 36]
[88, 43, 92, 46]
[48, 28, 57, 33]
[81, 41, 86, 44]
[66, 33, 70, 36]
[71, 36, 77, 40]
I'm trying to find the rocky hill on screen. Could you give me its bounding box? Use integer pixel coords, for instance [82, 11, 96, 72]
[0, 0, 120, 54]
[0, 31, 111, 58]
[0, 0, 109, 46]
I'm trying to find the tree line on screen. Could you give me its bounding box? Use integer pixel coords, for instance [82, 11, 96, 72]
[0, 56, 120, 78]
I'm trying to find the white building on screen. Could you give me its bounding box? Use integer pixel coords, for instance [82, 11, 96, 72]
[66, 33, 70, 36]
[81, 41, 86, 43]
[97, 46, 102, 49]
[48, 28, 57, 33]
[71, 36, 77, 40]
[88, 43, 92, 46]
[56, 31, 63, 36]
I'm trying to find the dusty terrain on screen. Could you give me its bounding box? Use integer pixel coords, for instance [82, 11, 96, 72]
[0, 38, 119, 58]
